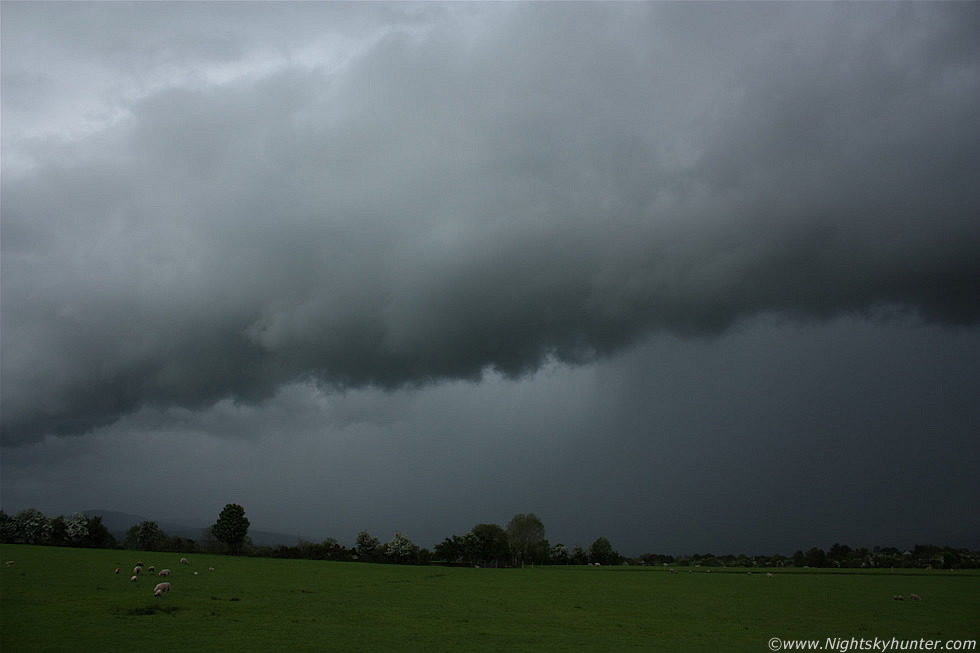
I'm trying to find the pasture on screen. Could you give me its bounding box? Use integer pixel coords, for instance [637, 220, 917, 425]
[1, 545, 977, 652]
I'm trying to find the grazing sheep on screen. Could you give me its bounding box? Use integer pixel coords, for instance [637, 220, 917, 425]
[767, 572, 774, 578]
[193, 571, 199, 575]
[594, 562, 600, 567]
[114, 568, 120, 574]
[910, 594, 921, 601]
[208, 567, 215, 572]
[5, 561, 14, 567]
[130, 575, 137, 582]
[893, 594, 904, 600]
[705, 569, 711, 573]
[147, 566, 155, 573]
[133, 566, 142, 575]
[158, 569, 171, 577]
[180, 558, 188, 565]
[153, 582, 171, 597]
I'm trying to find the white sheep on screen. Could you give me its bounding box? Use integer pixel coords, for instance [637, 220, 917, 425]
[133, 566, 142, 575]
[910, 593, 921, 601]
[147, 566, 155, 573]
[893, 594, 904, 600]
[5, 561, 14, 567]
[158, 569, 171, 577]
[130, 575, 137, 582]
[114, 567, 120, 574]
[208, 567, 215, 571]
[180, 557, 188, 565]
[153, 582, 171, 597]
[766, 572, 774, 578]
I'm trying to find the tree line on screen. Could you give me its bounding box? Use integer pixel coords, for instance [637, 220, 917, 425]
[2, 506, 978, 569]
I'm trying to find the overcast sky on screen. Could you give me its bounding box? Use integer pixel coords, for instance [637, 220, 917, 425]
[2, 1, 978, 557]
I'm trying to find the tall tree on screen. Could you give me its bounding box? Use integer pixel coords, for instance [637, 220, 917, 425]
[506, 513, 545, 567]
[211, 503, 250, 555]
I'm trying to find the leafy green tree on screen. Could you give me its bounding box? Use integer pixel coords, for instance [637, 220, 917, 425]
[461, 532, 480, 563]
[48, 514, 68, 546]
[125, 521, 168, 551]
[470, 523, 509, 566]
[0, 511, 14, 543]
[84, 515, 116, 549]
[506, 513, 545, 567]
[211, 504, 250, 555]
[434, 535, 464, 563]
[589, 536, 621, 565]
[571, 544, 588, 565]
[804, 547, 827, 568]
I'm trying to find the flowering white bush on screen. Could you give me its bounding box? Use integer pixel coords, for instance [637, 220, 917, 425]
[385, 532, 419, 561]
[14, 508, 52, 544]
[65, 512, 89, 545]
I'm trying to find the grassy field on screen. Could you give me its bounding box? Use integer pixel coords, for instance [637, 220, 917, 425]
[1, 544, 977, 652]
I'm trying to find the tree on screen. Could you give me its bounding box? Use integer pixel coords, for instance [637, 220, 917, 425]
[13, 508, 53, 544]
[506, 513, 546, 567]
[125, 521, 167, 551]
[49, 515, 68, 546]
[385, 532, 417, 561]
[435, 535, 465, 563]
[571, 544, 588, 565]
[589, 536, 621, 566]
[550, 543, 570, 565]
[470, 523, 510, 566]
[804, 547, 827, 568]
[211, 504, 250, 555]
[84, 515, 116, 549]
[355, 531, 382, 561]
[385, 532, 419, 562]
[0, 511, 14, 544]
[65, 512, 90, 546]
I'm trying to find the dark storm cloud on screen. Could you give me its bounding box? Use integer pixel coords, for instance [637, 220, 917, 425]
[2, 2, 978, 446]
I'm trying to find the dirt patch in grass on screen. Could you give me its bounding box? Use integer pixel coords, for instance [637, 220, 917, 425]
[120, 604, 180, 616]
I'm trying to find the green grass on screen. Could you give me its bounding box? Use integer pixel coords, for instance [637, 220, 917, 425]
[1, 545, 977, 652]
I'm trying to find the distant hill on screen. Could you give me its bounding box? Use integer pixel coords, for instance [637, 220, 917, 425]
[82, 509, 306, 548]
